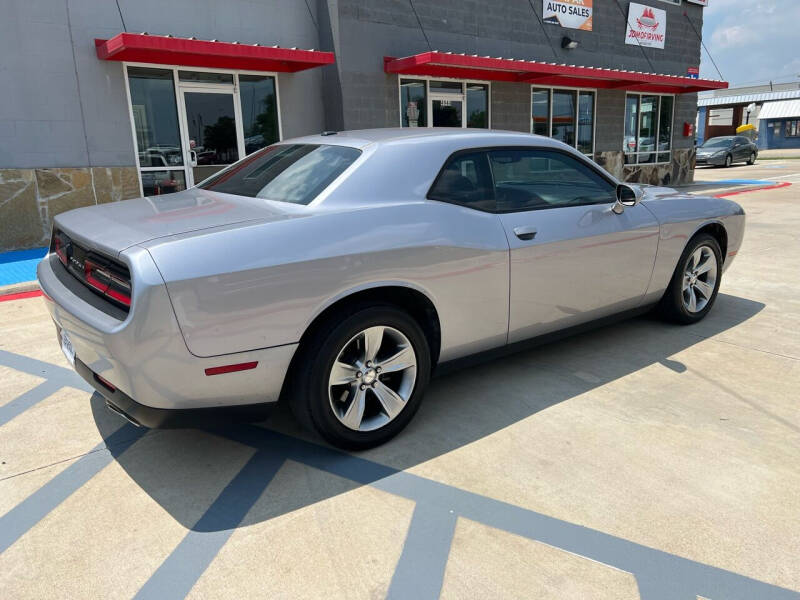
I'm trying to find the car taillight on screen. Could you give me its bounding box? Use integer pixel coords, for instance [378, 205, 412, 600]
[84, 259, 132, 307]
[54, 234, 68, 266]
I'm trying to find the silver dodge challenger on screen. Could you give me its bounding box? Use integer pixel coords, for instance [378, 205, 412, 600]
[38, 129, 745, 448]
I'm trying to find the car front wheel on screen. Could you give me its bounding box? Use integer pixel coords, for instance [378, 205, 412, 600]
[290, 304, 431, 449]
[724, 154, 732, 167]
[747, 152, 756, 165]
[658, 233, 722, 324]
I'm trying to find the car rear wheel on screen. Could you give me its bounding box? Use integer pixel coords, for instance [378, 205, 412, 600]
[747, 152, 756, 165]
[289, 304, 430, 449]
[724, 154, 732, 167]
[658, 233, 722, 324]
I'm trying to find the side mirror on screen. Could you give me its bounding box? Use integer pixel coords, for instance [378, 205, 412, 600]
[612, 184, 643, 214]
[189, 150, 198, 167]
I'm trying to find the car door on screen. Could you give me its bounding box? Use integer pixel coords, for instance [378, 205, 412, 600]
[489, 148, 660, 344]
[732, 137, 748, 162]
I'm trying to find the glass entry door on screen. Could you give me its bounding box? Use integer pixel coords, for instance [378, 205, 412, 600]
[179, 84, 245, 186]
[431, 95, 463, 127]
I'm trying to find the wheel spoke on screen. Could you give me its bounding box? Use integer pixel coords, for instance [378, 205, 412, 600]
[690, 248, 703, 271]
[329, 361, 359, 386]
[695, 254, 714, 275]
[341, 385, 367, 430]
[694, 279, 714, 299]
[362, 326, 384, 363]
[372, 381, 406, 420]
[377, 346, 415, 374]
[686, 286, 697, 312]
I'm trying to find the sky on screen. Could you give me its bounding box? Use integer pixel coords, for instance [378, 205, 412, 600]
[699, 0, 800, 88]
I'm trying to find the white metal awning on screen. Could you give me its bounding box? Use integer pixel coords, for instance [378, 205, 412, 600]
[758, 99, 800, 120]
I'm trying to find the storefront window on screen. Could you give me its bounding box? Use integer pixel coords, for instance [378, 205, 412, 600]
[552, 90, 577, 147]
[239, 75, 279, 154]
[624, 93, 674, 164]
[638, 95, 658, 164]
[577, 92, 594, 155]
[657, 96, 673, 163]
[126, 65, 283, 194]
[466, 84, 489, 128]
[128, 67, 184, 168]
[400, 79, 427, 127]
[531, 89, 549, 136]
[140, 170, 187, 196]
[624, 95, 639, 163]
[399, 79, 489, 128]
[531, 88, 595, 156]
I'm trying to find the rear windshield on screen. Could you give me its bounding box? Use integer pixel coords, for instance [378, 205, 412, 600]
[199, 144, 361, 204]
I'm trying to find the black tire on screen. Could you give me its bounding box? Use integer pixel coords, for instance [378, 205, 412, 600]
[657, 233, 723, 324]
[747, 152, 756, 165]
[289, 304, 431, 450]
[724, 154, 732, 167]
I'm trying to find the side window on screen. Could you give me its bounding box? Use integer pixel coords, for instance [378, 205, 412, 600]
[488, 149, 616, 213]
[428, 151, 495, 211]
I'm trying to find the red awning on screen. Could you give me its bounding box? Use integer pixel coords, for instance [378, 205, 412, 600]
[384, 52, 727, 94]
[95, 33, 334, 72]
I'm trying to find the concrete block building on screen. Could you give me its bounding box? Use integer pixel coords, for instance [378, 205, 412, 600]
[0, 0, 724, 251]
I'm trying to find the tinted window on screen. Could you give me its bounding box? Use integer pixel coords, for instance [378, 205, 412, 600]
[127, 67, 184, 168]
[488, 149, 615, 212]
[239, 75, 279, 154]
[200, 144, 361, 204]
[701, 137, 733, 148]
[428, 152, 494, 211]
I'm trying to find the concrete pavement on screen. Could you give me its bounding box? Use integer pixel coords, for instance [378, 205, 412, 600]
[1, 167, 799, 599]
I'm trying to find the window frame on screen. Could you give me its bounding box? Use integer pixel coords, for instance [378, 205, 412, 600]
[122, 62, 283, 196]
[396, 75, 491, 129]
[426, 145, 618, 215]
[529, 86, 597, 158]
[623, 92, 675, 166]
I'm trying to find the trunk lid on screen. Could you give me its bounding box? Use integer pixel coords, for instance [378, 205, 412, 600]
[53, 188, 305, 257]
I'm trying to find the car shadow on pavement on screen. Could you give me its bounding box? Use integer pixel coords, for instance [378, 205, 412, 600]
[66, 293, 800, 599]
[90, 292, 766, 533]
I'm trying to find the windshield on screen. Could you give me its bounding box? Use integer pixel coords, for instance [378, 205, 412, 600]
[701, 137, 733, 149]
[199, 144, 361, 204]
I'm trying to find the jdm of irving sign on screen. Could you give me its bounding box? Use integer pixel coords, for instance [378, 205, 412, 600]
[626, 2, 667, 49]
[542, 0, 593, 31]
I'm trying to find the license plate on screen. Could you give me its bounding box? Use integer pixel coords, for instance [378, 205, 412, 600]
[60, 329, 75, 366]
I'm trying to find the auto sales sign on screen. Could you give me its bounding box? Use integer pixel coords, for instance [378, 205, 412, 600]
[543, 0, 593, 31]
[626, 2, 666, 49]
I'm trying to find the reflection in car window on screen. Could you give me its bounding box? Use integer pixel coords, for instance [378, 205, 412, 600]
[427, 152, 495, 211]
[488, 149, 616, 213]
[199, 144, 361, 204]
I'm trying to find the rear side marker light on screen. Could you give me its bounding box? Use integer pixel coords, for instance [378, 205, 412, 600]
[204, 361, 258, 376]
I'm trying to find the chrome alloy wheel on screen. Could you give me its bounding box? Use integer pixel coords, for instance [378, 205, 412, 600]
[328, 326, 417, 431]
[682, 245, 718, 313]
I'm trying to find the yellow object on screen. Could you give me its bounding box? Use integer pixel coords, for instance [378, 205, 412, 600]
[736, 123, 758, 141]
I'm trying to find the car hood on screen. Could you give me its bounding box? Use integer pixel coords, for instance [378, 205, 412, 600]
[53, 188, 307, 257]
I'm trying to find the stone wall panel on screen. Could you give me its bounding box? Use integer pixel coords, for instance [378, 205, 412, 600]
[0, 166, 139, 251]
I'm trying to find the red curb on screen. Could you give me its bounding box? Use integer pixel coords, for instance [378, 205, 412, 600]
[0, 290, 43, 303]
[714, 181, 792, 198]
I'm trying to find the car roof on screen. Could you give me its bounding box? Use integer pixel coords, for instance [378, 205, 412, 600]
[284, 128, 559, 150]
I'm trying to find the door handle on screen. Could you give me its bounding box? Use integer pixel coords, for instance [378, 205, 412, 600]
[513, 226, 537, 241]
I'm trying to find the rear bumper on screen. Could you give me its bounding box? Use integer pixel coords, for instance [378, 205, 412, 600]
[74, 355, 275, 428]
[38, 249, 297, 414]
